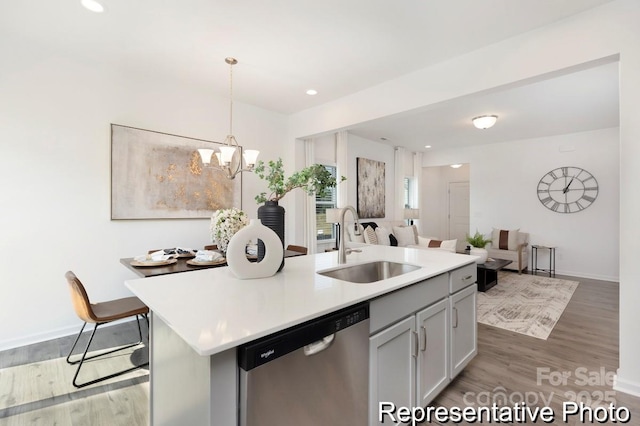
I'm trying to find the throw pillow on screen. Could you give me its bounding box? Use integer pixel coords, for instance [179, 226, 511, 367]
[347, 223, 365, 243]
[393, 226, 418, 247]
[361, 222, 378, 230]
[389, 234, 398, 246]
[491, 228, 519, 250]
[375, 227, 391, 246]
[418, 236, 457, 253]
[363, 226, 378, 245]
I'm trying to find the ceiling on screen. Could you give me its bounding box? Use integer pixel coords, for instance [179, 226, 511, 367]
[2, 0, 619, 149]
[349, 61, 620, 152]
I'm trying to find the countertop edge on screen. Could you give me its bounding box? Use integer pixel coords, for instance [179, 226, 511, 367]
[126, 247, 477, 357]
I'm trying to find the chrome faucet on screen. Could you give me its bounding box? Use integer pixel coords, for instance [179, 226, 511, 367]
[338, 206, 361, 264]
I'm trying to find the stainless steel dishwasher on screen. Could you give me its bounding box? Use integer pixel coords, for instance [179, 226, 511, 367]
[238, 302, 369, 426]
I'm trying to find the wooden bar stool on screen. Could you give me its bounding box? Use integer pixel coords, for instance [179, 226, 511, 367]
[65, 271, 149, 388]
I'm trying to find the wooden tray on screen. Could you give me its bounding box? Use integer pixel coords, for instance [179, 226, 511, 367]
[130, 258, 178, 267]
[186, 258, 226, 266]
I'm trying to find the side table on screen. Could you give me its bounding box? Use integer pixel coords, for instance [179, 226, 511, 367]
[531, 245, 556, 277]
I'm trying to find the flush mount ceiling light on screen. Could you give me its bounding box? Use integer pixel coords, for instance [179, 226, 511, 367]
[81, 0, 104, 12]
[424, 145, 432, 149]
[450, 164, 463, 169]
[306, 89, 318, 96]
[197, 58, 259, 179]
[472, 115, 498, 129]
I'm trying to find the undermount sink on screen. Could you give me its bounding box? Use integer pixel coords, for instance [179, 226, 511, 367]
[317, 261, 421, 284]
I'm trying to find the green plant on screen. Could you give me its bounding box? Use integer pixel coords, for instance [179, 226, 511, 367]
[465, 230, 491, 248]
[254, 158, 345, 204]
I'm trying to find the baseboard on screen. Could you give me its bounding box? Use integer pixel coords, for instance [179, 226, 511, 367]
[0, 317, 138, 352]
[614, 371, 640, 398]
[552, 269, 619, 283]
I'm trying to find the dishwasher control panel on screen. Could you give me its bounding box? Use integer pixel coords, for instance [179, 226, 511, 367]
[238, 302, 369, 371]
[335, 309, 366, 331]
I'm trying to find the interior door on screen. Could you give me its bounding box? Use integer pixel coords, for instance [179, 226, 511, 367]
[448, 182, 470, 252]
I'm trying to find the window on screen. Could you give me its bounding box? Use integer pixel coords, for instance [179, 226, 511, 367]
[404, 177, 415, 208]
[316, 165, 337, 241]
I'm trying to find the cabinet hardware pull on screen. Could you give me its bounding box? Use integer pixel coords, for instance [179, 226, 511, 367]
[464, 275, 473, 281]
[420, 326, 427, 352]
[453, 307, 459, 328]
[412, 331, 419, 358]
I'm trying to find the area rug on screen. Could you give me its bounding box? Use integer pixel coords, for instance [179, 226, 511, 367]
[476, 272, 579, 340]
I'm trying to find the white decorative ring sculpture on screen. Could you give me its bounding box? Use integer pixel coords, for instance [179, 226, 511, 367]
[226, 219, 284, 279]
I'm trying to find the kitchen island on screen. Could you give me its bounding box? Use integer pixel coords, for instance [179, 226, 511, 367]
[125, 245, 477, 426]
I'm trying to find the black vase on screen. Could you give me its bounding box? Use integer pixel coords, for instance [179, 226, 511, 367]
[257, 200, 285, 272]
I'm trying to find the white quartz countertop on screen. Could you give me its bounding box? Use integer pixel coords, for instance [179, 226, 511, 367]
[125, 245, 476, 356]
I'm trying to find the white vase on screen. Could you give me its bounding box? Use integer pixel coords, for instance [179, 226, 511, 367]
[469, 247, 488, 264]
[226, 219, 284, 279]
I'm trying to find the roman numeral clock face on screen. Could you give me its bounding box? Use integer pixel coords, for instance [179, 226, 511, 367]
[537, 167, 598, 213]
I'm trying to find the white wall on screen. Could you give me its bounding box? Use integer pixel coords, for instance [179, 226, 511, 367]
[423, 128, 619, 281]
[0, 37, 288, 349]
[421, 164, 470, 241]
[288, 1, 640, 395]
[346, 134, 396, 220]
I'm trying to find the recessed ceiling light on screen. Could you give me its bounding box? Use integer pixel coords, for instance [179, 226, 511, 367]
[306, 89, 318, 96]
[450, 164, 463, 169]
[81, 0, 104, 12]
[424, 145, 432, 149]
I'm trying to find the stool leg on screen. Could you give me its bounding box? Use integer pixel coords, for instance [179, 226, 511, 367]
[68, 320, 149, 388]
[66, 322, 88, 365]
[71, 322, 100, 387]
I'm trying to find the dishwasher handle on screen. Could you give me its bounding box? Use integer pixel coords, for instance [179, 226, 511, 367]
[303, 334, 335, 356]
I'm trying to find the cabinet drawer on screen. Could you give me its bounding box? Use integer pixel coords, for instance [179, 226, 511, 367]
[449, 263, 476, 294]
[370, 273, 448, 334]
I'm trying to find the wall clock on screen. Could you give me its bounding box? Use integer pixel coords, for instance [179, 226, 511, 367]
[537, 166, 598, 213]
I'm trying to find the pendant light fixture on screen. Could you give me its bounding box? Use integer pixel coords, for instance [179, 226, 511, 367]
[198, 57, 259, 179]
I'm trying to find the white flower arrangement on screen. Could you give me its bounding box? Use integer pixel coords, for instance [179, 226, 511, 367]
[210, 208, 249, 253]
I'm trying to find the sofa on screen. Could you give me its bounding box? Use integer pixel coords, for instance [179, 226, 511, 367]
[486, 228, 529, 273]
[344, 220, 457, 253]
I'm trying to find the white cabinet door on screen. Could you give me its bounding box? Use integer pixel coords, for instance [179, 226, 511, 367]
[416, 299, 450, 406]
[369, 316, 416, 425]
[450, 284, 477, 378]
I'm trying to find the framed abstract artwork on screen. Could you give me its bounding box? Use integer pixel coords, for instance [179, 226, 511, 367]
[356, 157, 385, 218]
[111, 124, 242, 219]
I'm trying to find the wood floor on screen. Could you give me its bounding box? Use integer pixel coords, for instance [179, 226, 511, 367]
[0, 320, 150, 426]
[432, 272, 640, 425]
[1, 273, 638, 425]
